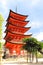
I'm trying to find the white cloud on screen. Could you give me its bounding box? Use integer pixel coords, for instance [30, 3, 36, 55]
[17, 0, 24, 2]
[31, 0, 40, 6]
[31, 21, 41, 28]
[0, 0, 8, 15]
[29, 21, 43, 29]
[33, 32, 43, 41]
[0, 0, 7, 9]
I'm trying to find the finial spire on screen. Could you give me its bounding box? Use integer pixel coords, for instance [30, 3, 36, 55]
[16, 5, 17, 13]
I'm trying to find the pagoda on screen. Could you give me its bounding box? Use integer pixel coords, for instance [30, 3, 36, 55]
[4, 10, 32, 57]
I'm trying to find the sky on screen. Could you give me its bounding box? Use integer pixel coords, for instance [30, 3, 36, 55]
[0, 0, 43, 41]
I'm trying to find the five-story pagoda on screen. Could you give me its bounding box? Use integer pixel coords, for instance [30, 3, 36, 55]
[4, 10, 32, 57]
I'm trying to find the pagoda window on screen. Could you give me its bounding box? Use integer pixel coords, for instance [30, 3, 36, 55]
[18, 29, 22, 33]
[7, 36, 13, 41]
[20, 30, 22, 32]
[17, 29, 20, 32]
[16, 23, 19, 26]
[18, 36, 22, 41]
[14, 36, 17, 39]
[14, 29, 17, 31]
[18, 37, 21, 40]
[11, 28, 14, 31]
[19, 30, 21, 32]
[9, 28, 14, 31]
[14, 22, 17, 26]
[17, 37, 20, 40]
[14, 22, 18, 26]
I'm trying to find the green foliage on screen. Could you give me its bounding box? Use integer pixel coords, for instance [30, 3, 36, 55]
[37, 52, 43, 58]
[0, 14, 4, 40]
[0, 14, 4, 22]
[0, 42, 2, 50]
[39, 41, 43, 48]
[22, 37, 43, 63]
[23, 37, 38, 44]
[22, 37, 43, 54]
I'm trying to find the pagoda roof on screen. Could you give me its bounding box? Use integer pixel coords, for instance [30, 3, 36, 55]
[5, 41, 24, 45]
[4, 41, 24, 55]
[5, 23, 31, 34]
[5, 41, 24, 49]
[9, 10, 28, 21]
[4, 31, 32, 42]
[6, 17, 29, 27]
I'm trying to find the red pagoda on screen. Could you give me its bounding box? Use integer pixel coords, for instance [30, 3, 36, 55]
[4, 10, 32, 57]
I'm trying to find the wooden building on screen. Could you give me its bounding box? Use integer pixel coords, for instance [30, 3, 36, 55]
[4, 10, 32, 57]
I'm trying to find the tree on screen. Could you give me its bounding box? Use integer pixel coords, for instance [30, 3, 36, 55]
[0, 14, 4, 40]
[22, 37, 38, 63]
[0, 42, 2, 50]
[22, 37, 43, 63]
[0, 14, 4, 62]
[38, 41, 43, 54]
[0, 14, 4, 49]
[0, 14, 4, 59]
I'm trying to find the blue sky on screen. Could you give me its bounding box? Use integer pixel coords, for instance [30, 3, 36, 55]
[0, 0, 43, 41]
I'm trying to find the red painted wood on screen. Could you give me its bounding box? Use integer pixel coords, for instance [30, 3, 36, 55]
[9, 10, 28, 21]
[4, 10, 32, 55]
[7, 17, 29, 27]
[5, 42, 24, 55]
[5, 24, 30, 34]
[4, 32, 31, 42]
